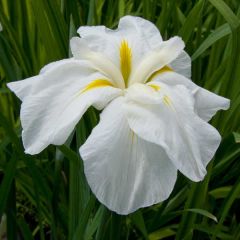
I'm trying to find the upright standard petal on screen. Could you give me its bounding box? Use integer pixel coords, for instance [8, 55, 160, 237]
[151, 71, 230, 121]
[128, 37, 185, 85]
[117, 16, 163, 48]
[77, 15, 162, 60]
[8, 59, 122, 154]
[125, 83, 221, 181]
[80, 97, 177, 215]
[77, 16, 163, 86]
[78, 16, 162, 48]
[70, 37, 125, 89]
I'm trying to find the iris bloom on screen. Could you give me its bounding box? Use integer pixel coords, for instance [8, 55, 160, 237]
[8, 16, 230, 214]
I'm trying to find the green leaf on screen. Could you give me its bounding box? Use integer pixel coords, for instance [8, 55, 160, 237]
[178, 0, 204, 43]
[208, 0, 240, 30]
[149, 227, 176, 240]
[0, 155, 17, 217]
[212, 177, 240, 239]
[130, 210, 148, 239]
[209, 186, 236, 199]
[58, 145, 79, 163]
[72, 196, 96, 240]
[6, 180, 17, 240]
[191, 23, 231, 61]
[182, 208, 217, 222]
[84, 206, 105, 240]
[233, 132, 240, 143]
[193, 224, 233, 239]
[17, 218, 34, 240]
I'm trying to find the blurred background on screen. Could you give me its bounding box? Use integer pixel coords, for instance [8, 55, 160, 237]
[0, 0, 240, 239]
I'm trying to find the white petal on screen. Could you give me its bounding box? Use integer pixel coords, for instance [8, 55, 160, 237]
[70, 37, 125, 89]
[117, 16, 163, 74]
[77, 25, 107, 39]
[169, 50, 191, 78]
[128, 37, 185, 85]
[7, 59, 94, 101]
[76, 16, 163, 81]
[118, 16, 163, 47]
[77, 15, 162, 56]
[8, 59, 122, 154]
[125, 83, 221, 181]
[152, 71, 230, 121]
[194, 88, 230, 122]
[126, 83, 163, 105]
[39, 58, 74, 74]
[77, 26, 122, 69]
[80, 97, 177, 215]
[7, 76, 39, 101]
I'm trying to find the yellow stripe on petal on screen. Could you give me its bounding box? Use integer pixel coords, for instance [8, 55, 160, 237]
[148, 84, 161, 91]
[147, 65, 173, 82]
[129, 130, 137, 149]
[163, 95, 172, 106]
[120, 40, 132, 86]
[81, 79, 114, 94]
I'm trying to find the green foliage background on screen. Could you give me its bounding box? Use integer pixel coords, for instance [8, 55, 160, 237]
[0, 0, 240, 239]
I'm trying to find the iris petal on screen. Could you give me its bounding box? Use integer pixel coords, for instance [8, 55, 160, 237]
[125, 83, 222, 181]
[80, 97, 177, 215]
[76, 16, 164, 79]
[128, 37, 185, 85]
[8, 59, 122, 154]
[70, 37, 125, 89]
[151, 71, 230, 121]
[169, 50, 191, 78]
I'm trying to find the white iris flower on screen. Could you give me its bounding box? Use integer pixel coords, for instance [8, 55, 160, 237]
[8, 16, 230, 215]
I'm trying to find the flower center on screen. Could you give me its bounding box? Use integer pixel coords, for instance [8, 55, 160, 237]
[119, 39, 173, 89]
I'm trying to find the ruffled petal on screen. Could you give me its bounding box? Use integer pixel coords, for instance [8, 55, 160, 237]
[117, 16, 163, 47]
[128, 37, 185, 85]
[152, 71, 230, 121]
[169, 50, 191, 78]
[125, 83, 222, 181]
[194, 88, 230, 122]
[7, 59, 95, 100]
[8, 59, 122, 154]
[80, 97, 177, 215]
[70, 37, 125, 89]
[77, 15, 162, 58]
[76, 16, 163, 86]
